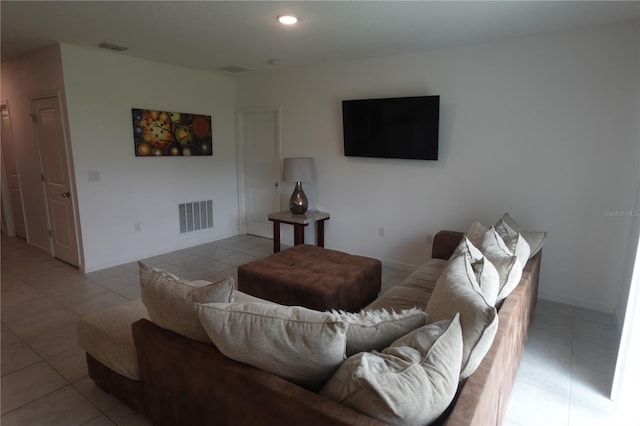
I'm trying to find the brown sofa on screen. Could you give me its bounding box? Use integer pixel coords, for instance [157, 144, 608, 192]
[124, 230, 541, 425]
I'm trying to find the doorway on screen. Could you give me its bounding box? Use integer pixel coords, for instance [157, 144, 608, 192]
[1, 102, 27, 239]
[32, 95, 80, 267]
[237, 107, 281, 239]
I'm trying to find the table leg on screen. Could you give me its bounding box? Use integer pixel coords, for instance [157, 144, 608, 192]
[272, 221, 281, 253]
[293, 224, 305, 246]
[317, 220, 325, 248]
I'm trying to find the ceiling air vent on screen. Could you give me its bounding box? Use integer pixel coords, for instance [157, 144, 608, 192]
[217, 65, 250, 73]
[98, 42, 128, 52]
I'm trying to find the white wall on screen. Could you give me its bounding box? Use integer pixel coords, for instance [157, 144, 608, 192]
[60, 44, 238, 272]
[0, 45, 67, 252]
[237, 23, 640, 313]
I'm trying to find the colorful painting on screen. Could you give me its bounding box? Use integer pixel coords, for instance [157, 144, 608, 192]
[132, 108, 212, 156]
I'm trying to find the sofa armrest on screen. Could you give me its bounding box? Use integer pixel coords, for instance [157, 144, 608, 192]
[432, 230, 464, 260]
[132, 319, 383, 426]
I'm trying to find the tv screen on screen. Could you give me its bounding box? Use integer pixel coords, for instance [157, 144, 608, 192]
[342, 95, 439, 160]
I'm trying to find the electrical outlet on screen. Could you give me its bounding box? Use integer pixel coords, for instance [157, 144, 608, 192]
[378, 226, 385, 237]
[426, 233, 434, 244]
[134, 222, 142, 232]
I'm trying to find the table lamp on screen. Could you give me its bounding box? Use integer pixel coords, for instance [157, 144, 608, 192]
[282, 157, 315, 214]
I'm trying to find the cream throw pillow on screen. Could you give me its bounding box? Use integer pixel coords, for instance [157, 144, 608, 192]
[498, 213, 547, 257]
[466, 221, 488, 248]
[494, 219, 531, 266]
[319, 315, 463, 425]
[479, 227, 523, 301]
[426, 255, 498, 378]
[454, 236, 500, 306]
[329, 308, 427, 356]
[196, 302, 347, 390]
[139, 262, 234, 343]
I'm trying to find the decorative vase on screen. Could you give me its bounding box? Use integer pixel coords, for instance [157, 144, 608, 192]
[289, 182, 308, 214]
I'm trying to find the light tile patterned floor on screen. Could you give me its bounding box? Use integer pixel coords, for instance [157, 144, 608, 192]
[0, 234, 634, 425]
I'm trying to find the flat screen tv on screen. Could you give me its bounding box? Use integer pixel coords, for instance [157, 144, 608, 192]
[342, 95, 439, 160]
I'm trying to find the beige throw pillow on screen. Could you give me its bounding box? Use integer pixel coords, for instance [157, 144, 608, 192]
[494, 219, 531, 265]
[139, 262, 234, 343]
[454, 236, 500, 306]
[329, 308, 427, 356]
[319, 315, 463, 425]
[425, 255, 498, 378]
[196, 302, 347, 390]
[498, 213, 547, 257]
[466, 221, 489, 247]
[479, 227, 523, 301]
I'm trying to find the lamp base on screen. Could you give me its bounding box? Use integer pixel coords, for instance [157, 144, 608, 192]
[289, 182, 308, 214]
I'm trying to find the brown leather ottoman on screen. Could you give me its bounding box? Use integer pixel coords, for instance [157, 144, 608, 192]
[237, 244, 381, 312]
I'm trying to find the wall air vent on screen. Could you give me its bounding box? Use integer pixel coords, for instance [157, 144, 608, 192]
[217, 65, 250, 73]
[179, 200, 213, 234]
[98, 42, 129, 52]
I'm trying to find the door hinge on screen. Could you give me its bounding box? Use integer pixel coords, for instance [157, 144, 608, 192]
[41, 173, 45, 182]
[29, 113, 38, 124]
[48, 229, 52, 237]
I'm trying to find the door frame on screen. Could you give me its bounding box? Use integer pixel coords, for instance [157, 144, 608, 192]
[236, 106, 282, 235]
[31, 91, 85, 270]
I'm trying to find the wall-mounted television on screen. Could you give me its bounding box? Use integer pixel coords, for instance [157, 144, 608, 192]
[342, 95, 439, 160]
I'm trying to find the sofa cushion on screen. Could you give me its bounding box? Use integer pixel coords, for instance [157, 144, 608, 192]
[399, 258, 448, 291]
[319, 315, 463, 425]
[425, 255, 498, 379]
[479, 228, 523, 301]
[77, 299, 149, 380]
[364, 258, 447, 312]
[139, 262, 234, 343]
[196, 302, 347, 390]
[454, 236, 500, 306]
[329, 308, 427, 356]
[498, 213, 547, 257]
[364, 285, 433, 312]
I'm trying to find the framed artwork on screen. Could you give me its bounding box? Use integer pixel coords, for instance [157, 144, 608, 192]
[132, 108, 212, 156]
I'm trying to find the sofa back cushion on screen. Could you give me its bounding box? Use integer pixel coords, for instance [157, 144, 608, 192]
[425, 255, 498, 379]
[329, 308, 427, 356]
[364, 258, 448, 312]
[320, 315, 463, 425]
[139, 262, 234, 343]
[196, 302, 347, 390]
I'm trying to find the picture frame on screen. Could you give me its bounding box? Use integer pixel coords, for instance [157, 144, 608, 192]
[132, 108, 212, 156]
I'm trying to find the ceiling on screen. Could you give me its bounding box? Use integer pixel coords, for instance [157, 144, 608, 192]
[2, 1, 638, 76]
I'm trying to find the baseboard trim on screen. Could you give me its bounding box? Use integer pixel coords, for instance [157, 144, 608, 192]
[83, 231, 240, 273]
[538, 291, 615, 314]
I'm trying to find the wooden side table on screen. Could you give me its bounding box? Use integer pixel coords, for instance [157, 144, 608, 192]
[267, 210, 330, 253]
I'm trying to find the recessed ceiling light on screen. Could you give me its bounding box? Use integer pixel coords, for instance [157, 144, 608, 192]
[277, 15, 298, 25]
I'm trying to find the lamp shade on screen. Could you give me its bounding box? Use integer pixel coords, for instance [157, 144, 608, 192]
[282, 157, 315, 183]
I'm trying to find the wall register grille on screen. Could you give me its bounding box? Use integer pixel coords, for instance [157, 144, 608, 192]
[179, 200, 213, 234]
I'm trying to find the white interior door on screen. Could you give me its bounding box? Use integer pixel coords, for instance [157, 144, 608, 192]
[33, 96, 80, 266]
[1, 103, 27, 239]
[243, 109, 280, 238]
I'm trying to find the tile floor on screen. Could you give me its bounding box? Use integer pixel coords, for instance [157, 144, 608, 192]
[0, 233, 635, 425]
